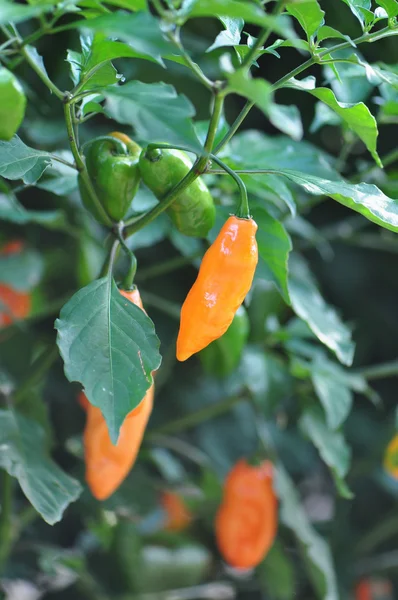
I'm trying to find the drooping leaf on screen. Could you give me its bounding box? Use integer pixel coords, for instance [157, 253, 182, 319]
[79, 11, 177, 67]
[275, 464, 339, 600]
[0, 409, 82, 525]
[55, 276, 162, 443]
[288, 253, 354, 366]
[0, 249, 44, 291]
[251, 205, 292, 303]
[0, 136, 52, 184]
[103, 81, 201, 151]
[287, 0, 325, 39]
[207, 17, 243, 53]
[300, 406, 353, 498]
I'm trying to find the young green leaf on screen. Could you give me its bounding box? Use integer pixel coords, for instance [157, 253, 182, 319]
[67, 33, 122, 92]
[79, 11, 177, 67]
[340, 0, 373, 29]
[376, 0, 398, 17]
[103, 81, 201, 151]
[0, 409, 82, 525]
[251, 205, 292, 303]
[206, 16, 243, 53]
[300, 406, 353, 498]
[287, 0, 325, 40]
[55, 276, 162, 444]
[0, 136, 52, 183]
[288, 254, 355, 366]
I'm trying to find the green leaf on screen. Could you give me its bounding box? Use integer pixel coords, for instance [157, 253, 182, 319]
[311, 355, 367, 429]
[104, 0, 145, 9]
[55, 276, 161, 443]
[272, 169, 398, 233]
[300, 406, 353, 498]
[0, 249, 43, 292]
[258, 540, 295, 600]
[275, 464, 339, 600]
[295, 87, 381, 166]
[226, 70, 272, 114]
[0, 409, 82, 525]
[0, 192, 67, 230]
[243, 173, 297, 217]
[207, 16, 243, 53]
[287, 0, 325, 40]
[251, 205, 292, 303]
[268, 103, 303, 141]
[79, 11, 177, 67]
[36, 152, 78, 196]
[288, 253, 354, 366]
[340, 0, 373, 28]
[24, 45, 50, 84]
[317, 26, 355, 43]
[0, 136, 51, 184]
[376, 0, 398, 17]
[0, 0, 50, 24]
[66, 33, 122, 92]
[103, 81, 201, 151]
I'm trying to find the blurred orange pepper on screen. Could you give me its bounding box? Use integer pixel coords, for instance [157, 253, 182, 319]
[355, 578, 393, 600]
[79, 287, 154, 500]
[215, 459, 277, 570]
[161, 491, 192, 531]
[0, 240, 31, 327]
[383, 433, 398, 479]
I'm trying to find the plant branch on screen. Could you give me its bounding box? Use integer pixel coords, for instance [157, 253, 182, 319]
[168, 29, 214, 91]
[355, 360, 398, 380]
[210, 155, 249, 218]
[240, 0, 286, 71]
[50, 154, 77, 169]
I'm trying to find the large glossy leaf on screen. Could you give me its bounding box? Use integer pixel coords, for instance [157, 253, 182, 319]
[300, 406, 353, 498]
[275, 465, 338, 600]
[251, 205, 292, 303]
[0, 136, 52, 184]
[273, 169, 398, 233]
[288, 254, 354, 366]
[0, 192, 67, 230]
[55, 276, 161, 443]
[0, 409, 82, 525]
[79, 11, 177, 67]
[103, 81, 201, 151]
[0, 249, 44, 291]
[287, 0, 325, 39]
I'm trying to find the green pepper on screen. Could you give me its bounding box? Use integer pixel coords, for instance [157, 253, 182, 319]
[200, 305, 250, 377]
[78, 132, 141, 224]
[0, 67, 26, 141]
[138, 148, 215, 238]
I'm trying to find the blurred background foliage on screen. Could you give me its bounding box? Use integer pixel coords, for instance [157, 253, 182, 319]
[0, 0, 398, 599]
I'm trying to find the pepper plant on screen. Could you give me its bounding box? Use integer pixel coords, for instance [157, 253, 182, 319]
[1, 0, 398, 598]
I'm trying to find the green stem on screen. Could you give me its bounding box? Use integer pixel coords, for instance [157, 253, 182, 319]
[208, 168, 279, 175]
[21, 45, 64, 99]
[63, 102, 113, 227]
[355, 512, 398, 555]
[203, 91, 225, 155]
[117, 228, 137, 290]
[210, 154, 249, 218]
[106, 239, 120, 277]
[355, 360, 398, 380]
[0, 471, 13, 574]
[50, 154, 77, 169]
[13, 345, 59, 405]
[240, 0, 286, 71]
[136, 252, 203, 282]
[147, 395, 246, 438]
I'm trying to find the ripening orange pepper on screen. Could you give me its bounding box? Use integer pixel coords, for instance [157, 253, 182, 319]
[355, 578, 393, 600]
[176, 216, 258, 361]
[0, 240, 31, 327]
[80, 287, 154, 500]
[383, 433, 398, 479]
[215, 460, 277, 570]
[161, 491, 192, 531]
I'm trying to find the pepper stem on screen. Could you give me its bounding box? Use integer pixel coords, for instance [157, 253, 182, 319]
[81, 135, 129, 155]
[117, 226, 137, 289]
[209, 154, 250, 219]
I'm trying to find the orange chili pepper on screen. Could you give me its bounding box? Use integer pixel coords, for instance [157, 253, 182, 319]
[355, 578, 393, 600]
[161, 491, 192, 531]
[215, 460, 277, 570]
[0, 240, 31, 327]
[177, 216, 258, 361]
[80, 287, 154, 500]
[383, 433, 398, 479]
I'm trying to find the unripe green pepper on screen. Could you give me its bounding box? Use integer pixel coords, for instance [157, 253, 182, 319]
[78, 132, 141, 224]
[200, 305, 250, 377]
[138, 148, 215, 238]
[0, 67, 26, 141]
